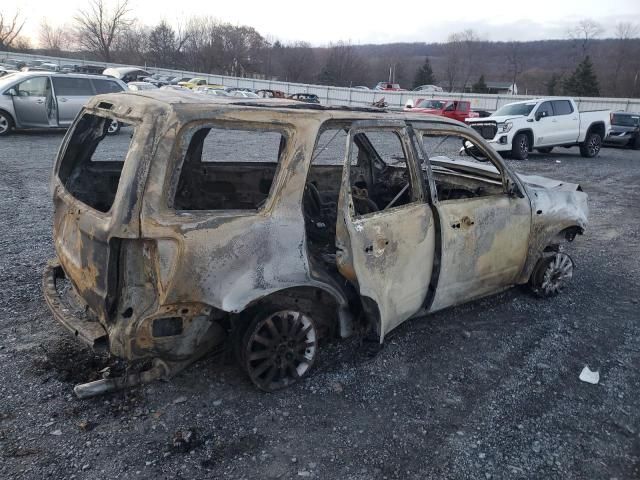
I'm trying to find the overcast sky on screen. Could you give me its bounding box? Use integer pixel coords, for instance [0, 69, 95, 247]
[12, 0, 640, 46]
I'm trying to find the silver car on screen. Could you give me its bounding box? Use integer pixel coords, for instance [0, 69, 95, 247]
[0, 72, 127, 136]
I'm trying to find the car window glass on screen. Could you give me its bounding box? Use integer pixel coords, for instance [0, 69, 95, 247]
[16, 76, 49, 96]
[52, 77, 94, 96]
[173, 126, 285, 211]
[537, 101, 554, 118]
[552, 100, 573, 116]
[91, 79, 124, 94]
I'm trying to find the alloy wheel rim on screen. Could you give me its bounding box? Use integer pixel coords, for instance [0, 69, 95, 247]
[245, 310, 317, 391]
[107, 121, 118, 134]
[520, 137, 528, 153]
[0, 115, 8, 133]
[541, 253, 573, 295]
[589, 136, 600, 156]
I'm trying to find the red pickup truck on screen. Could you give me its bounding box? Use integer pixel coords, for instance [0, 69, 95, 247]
[405, 99, 479, 122]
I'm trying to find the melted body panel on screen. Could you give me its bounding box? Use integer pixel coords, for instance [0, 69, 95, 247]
[44, 91, 589, 382]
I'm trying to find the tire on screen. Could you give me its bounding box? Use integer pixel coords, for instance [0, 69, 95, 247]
[529, 252, 574, 298]
[511, 133, 529, 160]
[106, 120, 120, 135]
[632, 135, 640, 151]
[536, 147, 553, 154]
[579, 132, 602, 158]
[238, 307, 318, 392]
[0, 110, 14, 136]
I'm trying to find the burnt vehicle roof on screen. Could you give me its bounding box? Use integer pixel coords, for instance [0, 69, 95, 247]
[86, 90, 466, 127]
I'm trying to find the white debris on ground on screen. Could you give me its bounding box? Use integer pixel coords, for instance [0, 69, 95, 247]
[579, 365, 600, 384]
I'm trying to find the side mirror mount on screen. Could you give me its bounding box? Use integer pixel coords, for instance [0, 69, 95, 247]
[5, 88, 17, 96]
[507, 179, 524, 198]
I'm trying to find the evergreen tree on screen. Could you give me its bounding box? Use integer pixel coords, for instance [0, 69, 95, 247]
[412, 57, 435, 89]
[546, 73, 561, 96]
[472, 74, 488, 93]
[563, 56, 600, 97]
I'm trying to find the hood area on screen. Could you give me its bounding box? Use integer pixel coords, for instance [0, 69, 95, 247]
[467, 115, 525, 124]
[517, 173, 582, 192]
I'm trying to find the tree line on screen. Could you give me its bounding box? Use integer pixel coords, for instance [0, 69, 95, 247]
[1, 2, 639, 98]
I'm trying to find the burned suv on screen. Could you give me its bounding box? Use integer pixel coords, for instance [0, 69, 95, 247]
[44, 91, 588, 397]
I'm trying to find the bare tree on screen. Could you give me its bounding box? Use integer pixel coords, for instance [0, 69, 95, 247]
[277, 41, 316, 83]
[39, 20, 74, 52]
[318, 41, 367, 87]
[443, 30, 481, 92]
[568, 19, 603, 58]
[506, 41, 524, 92]
[73, 0, 132, 62]
[0, 10, 26, 50]
[610, 22, 640, 95]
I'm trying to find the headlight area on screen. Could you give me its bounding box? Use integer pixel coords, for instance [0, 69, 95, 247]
[498, 121, 513, 133]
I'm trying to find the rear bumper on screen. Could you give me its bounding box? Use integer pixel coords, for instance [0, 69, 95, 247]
[42, 259, 108, 351]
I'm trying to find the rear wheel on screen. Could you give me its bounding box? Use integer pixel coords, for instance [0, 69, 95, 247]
[239, 308, 318, 391]
[579, 132, 602, 158]
[536, 147, 553, 154]
[511, 133, 529, 160]
[0, 111, 14, 136]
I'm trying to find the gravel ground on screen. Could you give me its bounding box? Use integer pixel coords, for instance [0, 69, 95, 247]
[0, 131, 639, 480]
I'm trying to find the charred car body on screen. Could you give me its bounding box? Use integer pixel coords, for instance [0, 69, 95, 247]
[44, 91, 588, 397]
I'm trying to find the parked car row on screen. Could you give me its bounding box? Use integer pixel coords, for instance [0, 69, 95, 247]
[0, 71, 127, 136]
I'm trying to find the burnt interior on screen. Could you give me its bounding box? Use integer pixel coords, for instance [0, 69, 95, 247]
[173, 127, 284, 210]
[303, 128, 416, 272]
[57, 114, 129, 213]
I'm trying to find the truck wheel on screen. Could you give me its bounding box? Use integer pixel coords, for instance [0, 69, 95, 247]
[536, 147, 553, 154]
[0, 111, 14, 136]
[529, 252, 574, 297]
[579, 132, 602, 157]
[106, 120, 120, 135]
[511, 133, 529, 160]
[238, 307, 318, 392]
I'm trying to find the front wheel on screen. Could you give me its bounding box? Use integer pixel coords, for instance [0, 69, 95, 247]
[0, 111, 14, 136]
[632, 135, 640, 150]
[511, 133, 529, 160]
[106, 120, 120, 135]
[239, 308, 318, 391]
[529, 252, 574, 297]
[579, 132, 602, 158]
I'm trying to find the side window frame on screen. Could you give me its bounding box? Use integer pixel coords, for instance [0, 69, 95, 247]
[552, 100, 574, 116]
[410, 124, 523, 202]
[166, 120, 290, 213]
[536, 101, 555, 118]
[343, 122, 427, 220]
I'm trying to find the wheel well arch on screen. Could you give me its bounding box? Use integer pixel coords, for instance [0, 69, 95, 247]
[519, 224, 584, 283]
[238, 285, 354, 339]
[514, 129, 534, 150]
[586, 121, 605, 139]
[0, 108, 16, 125]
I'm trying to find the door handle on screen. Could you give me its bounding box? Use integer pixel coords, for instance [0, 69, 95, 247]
[35, 99, 44, 104]
[58, 97, 68, 102]
[452, 216, 475, 229]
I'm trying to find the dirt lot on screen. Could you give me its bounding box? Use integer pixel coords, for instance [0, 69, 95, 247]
[0, 131, 638, 480]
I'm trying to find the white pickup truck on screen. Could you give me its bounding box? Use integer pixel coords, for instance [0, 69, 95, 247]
[466, 97, 610, 160]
